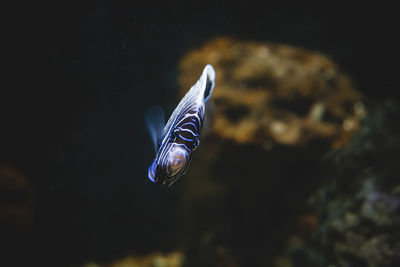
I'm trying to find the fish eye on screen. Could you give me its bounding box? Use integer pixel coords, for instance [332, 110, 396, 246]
[171, 130, 178, 141]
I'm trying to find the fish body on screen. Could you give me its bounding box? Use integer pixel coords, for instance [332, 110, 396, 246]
[145, 65, 215, 186]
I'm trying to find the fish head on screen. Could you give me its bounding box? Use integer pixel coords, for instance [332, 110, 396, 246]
[147, 143, 191, 186]
[166, 144, 190, 177]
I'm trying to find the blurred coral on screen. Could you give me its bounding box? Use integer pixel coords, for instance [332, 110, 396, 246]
[179, 37, 365, 148]
[277, 101, 400, 267]
[83, 251, 183, 267]
[177, 38, 400, 267]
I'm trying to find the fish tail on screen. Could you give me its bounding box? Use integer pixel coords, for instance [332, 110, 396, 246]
[202, 64, 215, 102]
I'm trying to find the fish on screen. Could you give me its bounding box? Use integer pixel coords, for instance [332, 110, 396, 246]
[145, 64, 216, 186]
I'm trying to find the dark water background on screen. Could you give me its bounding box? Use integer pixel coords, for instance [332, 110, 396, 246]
[1, 1, 398, 266]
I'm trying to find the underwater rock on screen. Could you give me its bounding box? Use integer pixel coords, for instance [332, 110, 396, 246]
[179, 37, 364, 148]
[82, 251, 183, 267]
[176, 38, 397, 267]
[179, 100, 400, 267]
[277, 101, 400, 267]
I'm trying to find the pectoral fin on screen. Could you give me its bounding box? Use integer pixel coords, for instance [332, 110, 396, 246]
[144, 105, 165, 152]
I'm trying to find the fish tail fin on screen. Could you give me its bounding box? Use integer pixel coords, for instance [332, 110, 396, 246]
[202, 64, 215, 102]
[162, 65, 216, 134]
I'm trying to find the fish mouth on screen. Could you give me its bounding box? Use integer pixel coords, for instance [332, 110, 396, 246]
[162, 171, 183, 187]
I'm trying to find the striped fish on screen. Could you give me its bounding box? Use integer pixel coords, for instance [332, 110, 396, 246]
[145, 65, 216, 186]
